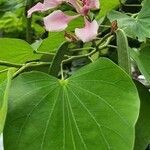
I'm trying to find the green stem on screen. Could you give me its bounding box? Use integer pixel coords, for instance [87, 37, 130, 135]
[99, 25, 111, 28]
[107, 45, 117, 49]
[97, 33, 112, 47]
[0, 60, 23, 68]
[25, 0, 34, 43]
[33, 50, 56, 56]
[13, 62, 51, 78]
[70, 47, 95, 52]
[0, 69, 9, 74]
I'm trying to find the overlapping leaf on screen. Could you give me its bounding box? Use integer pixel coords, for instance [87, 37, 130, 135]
[107, 0, 150, 41]
[134, 81, 150, 150]
[98, 0, 120, 18]
[0, 38, 41, 83]
[4, 58, 139, 150]
[130, 46, 150, 84]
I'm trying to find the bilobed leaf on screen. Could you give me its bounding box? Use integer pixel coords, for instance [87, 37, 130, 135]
[0, 69, 13, 133]
[134, 81, 150, 150]
[107, 0, 150, 41]
[4, 58, 139, 150]
[129, 46, 150, 84]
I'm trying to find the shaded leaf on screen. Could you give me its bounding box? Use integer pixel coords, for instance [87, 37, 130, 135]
[129, 46, 150, 84]
[134, 81, 150, 150]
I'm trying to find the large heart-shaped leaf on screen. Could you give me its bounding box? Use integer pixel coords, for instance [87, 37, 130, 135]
[107, 0, 150, 41]
[134, 81, 150, 150]
[4, 58, 140, 150]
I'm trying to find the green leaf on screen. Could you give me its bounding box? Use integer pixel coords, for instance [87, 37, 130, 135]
[129, 46, 150, 84]
[0, 69, 13, 133]
[107, 0, 150, 41]
[134, 81, 150, 150]
[0, 38, 39, 63]
[37, 32, 66, 53]
[116, 29, 131, 75]
[98, 0, 120, 18]
[0, 38, 41, 83]
[49, 42, 69, 77]
[4, 58, 139, 150]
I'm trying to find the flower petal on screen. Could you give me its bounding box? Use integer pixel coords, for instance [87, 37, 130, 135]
[27, 0, 64, 17]
[43, 0, 64, 9]
[67, 0, 100, 16]
[67, 0, 80, 13]
[43, 10, 79, 32]
[28, 2, 44, 17]
[87, 0, 100, 9]
[81, 0, 100, 15]
[75, 19, 99, 42]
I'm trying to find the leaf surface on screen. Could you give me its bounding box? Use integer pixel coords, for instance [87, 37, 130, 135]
[4, 58, 140, 150]
[0, 69, 13, 133]
[134, 81, 150, 150]
[108, 0, 150, 41]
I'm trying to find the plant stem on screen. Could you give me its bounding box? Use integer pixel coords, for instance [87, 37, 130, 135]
[99, 25, 111, 28]
[25, 0, 34, 43]
[69, 47, 95, 52]
[0, 69, 9, 74]
[0, 60, 23, 68]
[13, 62, 51, 78]
[107, 45, 117, 49]
[97, 33, 112, 47]
[33, 50, 56, 56]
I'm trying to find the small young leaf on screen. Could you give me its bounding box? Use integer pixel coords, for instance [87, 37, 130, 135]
[116, 29, 131, 75]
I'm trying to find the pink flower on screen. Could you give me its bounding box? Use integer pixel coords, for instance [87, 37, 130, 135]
[75, 19, 99, 42]
[43, 10, 80, 32]
[28, 0, 64, 17]
[67, 0, 100, 15]
[28, 0, 100, 42]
